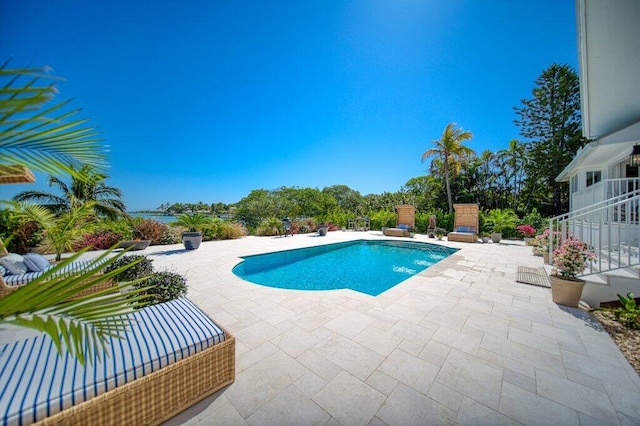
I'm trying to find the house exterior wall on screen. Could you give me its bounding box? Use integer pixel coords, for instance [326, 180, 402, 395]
[557, 1, 640, 212]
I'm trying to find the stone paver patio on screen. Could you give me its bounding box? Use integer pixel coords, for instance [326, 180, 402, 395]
[143, 231, 640, 425]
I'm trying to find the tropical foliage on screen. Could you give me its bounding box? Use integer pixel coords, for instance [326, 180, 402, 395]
[0, 63, 107, 177]
[514, 63, 584, 215]
[13, 165, 127, 220]
[421, 123, 475, 213]
[0, 63, 143, 364]
[0, 248, 152, 365]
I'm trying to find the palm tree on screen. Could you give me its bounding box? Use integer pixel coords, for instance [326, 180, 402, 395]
[14, 165, 127, 219]
[11, 201, 96, 261]
[422, 123, 475, 213]
[0, 63, 147, 364]
[497, 139, 526, 212]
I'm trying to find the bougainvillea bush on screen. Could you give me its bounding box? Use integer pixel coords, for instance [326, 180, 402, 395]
[516, 224, 536, 238]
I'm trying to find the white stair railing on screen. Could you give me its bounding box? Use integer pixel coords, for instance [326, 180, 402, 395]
[548, 189, 640, 276]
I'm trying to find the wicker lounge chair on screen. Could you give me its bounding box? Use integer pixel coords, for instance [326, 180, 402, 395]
[447, 203, 479, 243]
[383, 205, 415, 237]
[0, 256, 116, 299]
[1, 298, 235, 425]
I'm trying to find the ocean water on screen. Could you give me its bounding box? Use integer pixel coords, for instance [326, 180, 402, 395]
[233, 240, 457, 296]
[130, 213, 177, 224]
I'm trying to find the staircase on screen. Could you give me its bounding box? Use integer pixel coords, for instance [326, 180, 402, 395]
[548, 188, 640, 307]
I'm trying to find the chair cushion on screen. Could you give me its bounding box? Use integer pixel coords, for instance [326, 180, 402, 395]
[22, 253, 51, 272]
[0, 254, 28, 275]
[2, 258, 110, 287]
[454, 226, 476, 233]
[0, 298, 226, 425]
[0, 265, 6, 277]
[397, 224, 410, 230]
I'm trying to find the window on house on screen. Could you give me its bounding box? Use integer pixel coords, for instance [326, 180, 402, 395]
[571, 175, 578, 193]
[586, 171, 602, 187]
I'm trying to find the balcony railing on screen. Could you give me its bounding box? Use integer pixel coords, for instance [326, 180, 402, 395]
[571, 178, 640, 211]
[549, 188, 640, 276]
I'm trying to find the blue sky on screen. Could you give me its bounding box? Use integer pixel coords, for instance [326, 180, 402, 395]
[0, 0, 578, 211]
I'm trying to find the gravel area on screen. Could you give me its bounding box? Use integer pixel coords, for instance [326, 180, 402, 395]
[592, 310, 640, 375]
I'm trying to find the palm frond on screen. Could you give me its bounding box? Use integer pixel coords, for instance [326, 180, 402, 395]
[0, 64, 108, 176]
[0, 247, 153, 365]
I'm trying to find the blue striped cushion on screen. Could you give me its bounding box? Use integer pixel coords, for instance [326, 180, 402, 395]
[0, 265, 7, 276]
[2, 258, 109, 287]
[0, 298, 225, 425]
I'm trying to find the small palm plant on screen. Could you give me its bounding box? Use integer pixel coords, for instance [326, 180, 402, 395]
[174, 212, 212, 232]
[10, 200, 95, 261]
[174, 212, 212, 250]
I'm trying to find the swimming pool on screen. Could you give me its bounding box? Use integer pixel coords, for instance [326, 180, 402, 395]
[232, 240, 457, 296]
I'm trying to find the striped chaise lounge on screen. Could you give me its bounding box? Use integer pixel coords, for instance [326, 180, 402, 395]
[0, 297, 236, 425]
[0, 257, 115, 299]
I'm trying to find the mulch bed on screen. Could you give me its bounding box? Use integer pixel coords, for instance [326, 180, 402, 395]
[592, 302, 640, 375]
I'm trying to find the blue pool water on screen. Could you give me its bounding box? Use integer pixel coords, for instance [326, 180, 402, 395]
[232, 240, 457, 296]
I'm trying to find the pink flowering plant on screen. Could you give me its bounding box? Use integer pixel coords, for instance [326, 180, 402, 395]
[532, 228, 560, 253]
[552, 237, 597, 279]
[516, 224, 536, 238]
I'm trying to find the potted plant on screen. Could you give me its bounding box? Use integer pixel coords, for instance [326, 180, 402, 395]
[434, 227, 446, 240]
[484, 209, 518, 244]
[317, 223, 329, 236]
[516, 224, 536, 244]
[174, 212, 211, 250]
[550, 237, 597, 307]
[533, 229, 560, 263]
[427, 215, 437, 238]
[480, 232, 491, 244]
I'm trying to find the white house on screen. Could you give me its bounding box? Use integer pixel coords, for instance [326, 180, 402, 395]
[553, 0, 640, 306]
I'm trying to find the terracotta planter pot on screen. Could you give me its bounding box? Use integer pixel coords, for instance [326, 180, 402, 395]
[550, 275, 586, 307]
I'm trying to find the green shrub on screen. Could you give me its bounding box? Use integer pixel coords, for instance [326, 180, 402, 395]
[484, 209, 519, 234]
[295, 218, 316, 234]
[521, 208, 547, 232]
[133, 271, 187, 305]
[159, 226, 183, 244]
[94, 219, 135, 240]
[613, 293, 640, 329]
[215, 221, 247, 239]
[369, 210, 396, 230]
[103, 255, 154, 282]
[256, 217, 283, 236]
[415, 212, 430, 233]
[501, 225, 519, 239]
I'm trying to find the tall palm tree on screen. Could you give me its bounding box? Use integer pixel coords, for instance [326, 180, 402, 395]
[422, 123, 475, 213]
[497, 139, 526, 212]
[0, 63, 147, 365]
[14, 165, 127, 219]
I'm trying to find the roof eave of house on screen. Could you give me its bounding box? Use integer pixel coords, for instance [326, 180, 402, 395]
[555, 141, 598, 182]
